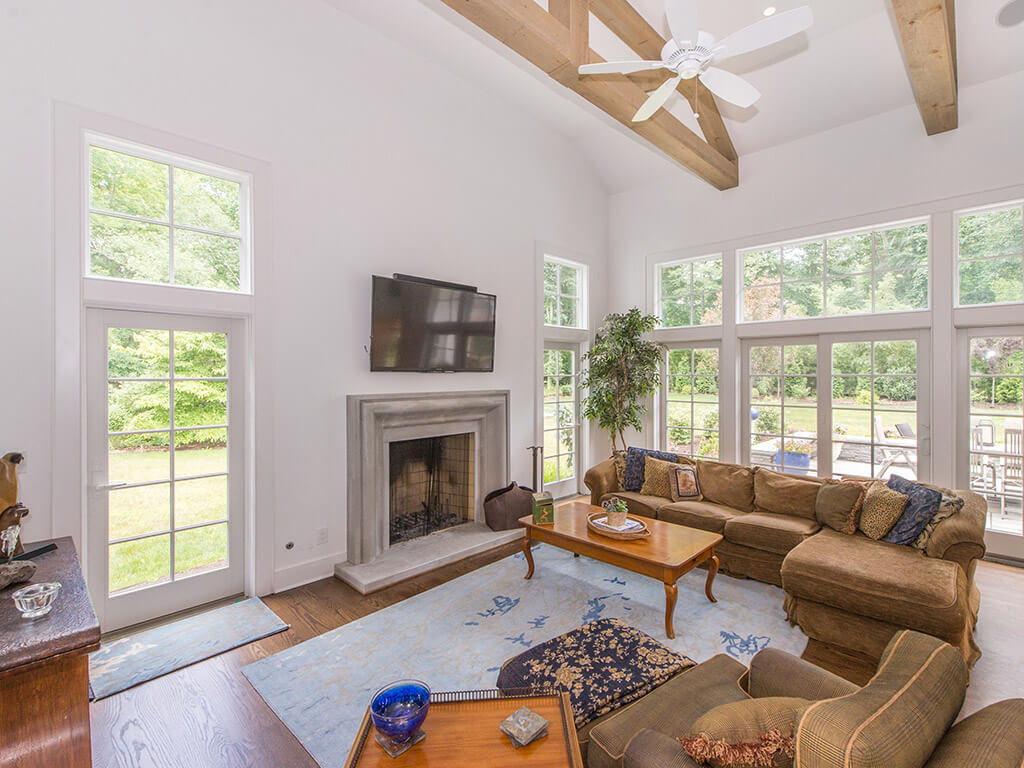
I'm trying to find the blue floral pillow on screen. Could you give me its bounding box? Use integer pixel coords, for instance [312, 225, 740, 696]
[624, 447, 681, 492]
[883, 476, 942, 546]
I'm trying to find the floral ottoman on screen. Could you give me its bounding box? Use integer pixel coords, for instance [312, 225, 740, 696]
[495, 618, 695, 726]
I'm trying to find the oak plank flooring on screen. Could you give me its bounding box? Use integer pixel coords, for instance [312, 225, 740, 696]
[90, 534, 1024, 767]
[90, 540, 524, 768]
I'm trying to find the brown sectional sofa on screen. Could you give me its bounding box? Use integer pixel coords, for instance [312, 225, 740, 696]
[583, 456, 987, 681]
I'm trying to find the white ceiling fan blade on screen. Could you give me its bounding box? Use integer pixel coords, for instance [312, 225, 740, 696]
[715, 6, 813, 61]
[578, 61, 667, 75]
[998, 0, 1024, 26]
[699, 67, 761, 108]
[665, 0, 697, 44]
[632, 74, 682, 122]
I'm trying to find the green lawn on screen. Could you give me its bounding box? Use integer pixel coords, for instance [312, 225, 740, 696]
[107, 447, 229, 593]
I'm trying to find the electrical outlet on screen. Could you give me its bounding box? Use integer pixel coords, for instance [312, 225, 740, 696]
[315, 528, 328, 546]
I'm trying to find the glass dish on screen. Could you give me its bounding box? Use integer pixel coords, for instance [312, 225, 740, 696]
[370, 679, 430, 748]
[11, 582, 61, 618]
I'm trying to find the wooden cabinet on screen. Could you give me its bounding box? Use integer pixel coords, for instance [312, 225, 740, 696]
[0, 537, 100, 767]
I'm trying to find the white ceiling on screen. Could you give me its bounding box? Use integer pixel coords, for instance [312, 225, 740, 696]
[332, 0, 1024, 192]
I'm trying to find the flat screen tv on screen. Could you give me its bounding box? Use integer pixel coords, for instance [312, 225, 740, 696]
[370, 275, 496, 372]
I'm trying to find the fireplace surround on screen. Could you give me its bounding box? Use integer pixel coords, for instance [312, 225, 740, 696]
[337, 390, 519, 593]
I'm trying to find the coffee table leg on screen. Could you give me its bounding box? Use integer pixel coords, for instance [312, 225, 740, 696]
[522, 535, 535, 580]
[664, 582, 678, 639]
[705, 553, 719, 603]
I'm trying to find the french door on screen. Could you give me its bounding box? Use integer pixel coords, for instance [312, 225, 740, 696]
[86, 309, 245, 630]
[957, 327, 1024, 560]
[541, 344, 581, 499]
[741, 330, 930, 481]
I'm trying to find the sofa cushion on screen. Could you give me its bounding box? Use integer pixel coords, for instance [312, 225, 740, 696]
[924, 699, 1024, 768]
[624, 447, 686, 492]
[697, 461, 756, 512]
[681, 696, 809, 768]
[753, 468, 823, 520]
[659, 500, 744, 534]
[913, 494, 964, 551]
[883, 475, 942, 546]
[781, 529, 968, 638]
[588, 654, 749, 768]
[640, 456, 677, 499]
[858, 480, 908, 540]
[795, 630, 966, 768]
[669, 464, 703, 503]
[601, 492, 670, 520]
[814, 480, 865, 534]
[612, 450, 627, 490]
[725, 513, 820, 556]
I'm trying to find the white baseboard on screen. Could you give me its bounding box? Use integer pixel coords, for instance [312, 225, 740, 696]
[271, 550, 347, 594]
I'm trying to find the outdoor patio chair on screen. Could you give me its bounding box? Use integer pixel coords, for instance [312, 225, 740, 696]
[874, 414, 917, 478]
[1006, 428, 1023, 495]
[975, 417, 996, 447]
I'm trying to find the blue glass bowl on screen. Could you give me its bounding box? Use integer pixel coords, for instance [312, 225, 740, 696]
[370, 680, 430, 744]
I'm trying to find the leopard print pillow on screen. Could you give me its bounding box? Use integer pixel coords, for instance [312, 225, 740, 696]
[859, 480, 908, 540]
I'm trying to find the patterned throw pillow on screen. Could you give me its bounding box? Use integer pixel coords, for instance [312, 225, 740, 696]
[912, 493, 964, 550]
[882, 476, 942, 546]
[679, 696, 809, 768]
[858, 480, 909, 540]
[624, 447, 681, 492]
[669, 464, 702, 502]
[611, 450, 627, 491]
[640, 456, 677, 499]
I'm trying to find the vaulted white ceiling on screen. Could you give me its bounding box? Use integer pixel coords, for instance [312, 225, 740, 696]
[333, 0, 1024, 192]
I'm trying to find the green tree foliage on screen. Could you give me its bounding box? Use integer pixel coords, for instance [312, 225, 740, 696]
[108, 329, 227, 449]
[958, 208, 1024, 305]
[580, 308, 663, 452]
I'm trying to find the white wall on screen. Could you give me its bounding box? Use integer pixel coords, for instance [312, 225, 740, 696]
[0, 0, 608, 589]
[608, 69, 1024, 309]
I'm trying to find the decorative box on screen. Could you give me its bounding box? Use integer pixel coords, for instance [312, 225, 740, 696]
[531, 492, 554, 524]
[499, 706, 549, 748]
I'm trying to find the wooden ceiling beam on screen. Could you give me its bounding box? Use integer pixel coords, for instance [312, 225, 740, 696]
[588, 0, 737, 161]
[438, 0, 738, 189]
[549, 0, 590, 67]
[889, 0, 958, 135]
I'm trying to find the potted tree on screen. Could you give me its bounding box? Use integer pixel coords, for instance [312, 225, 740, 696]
[579, 308, 663, 453]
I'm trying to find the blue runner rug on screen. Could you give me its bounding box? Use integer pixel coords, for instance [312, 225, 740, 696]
[242, 545, 804, 768]
[90, 597, 288, 700]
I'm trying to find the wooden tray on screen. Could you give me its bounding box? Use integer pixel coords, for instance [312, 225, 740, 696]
[343, 688, 582, 767]
[586, 512, 651, 540]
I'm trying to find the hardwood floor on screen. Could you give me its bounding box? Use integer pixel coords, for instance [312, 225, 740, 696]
[90, 540, 523, 768]
[90, 543, 1024, 767]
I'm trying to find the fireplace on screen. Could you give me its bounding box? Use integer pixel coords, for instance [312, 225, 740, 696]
[339, 390, 519, 594]
[389, 433, 474, 545]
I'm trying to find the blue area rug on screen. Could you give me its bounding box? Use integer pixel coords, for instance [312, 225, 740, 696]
[242, 545, 804, 768]
[90, 597, 288, 700]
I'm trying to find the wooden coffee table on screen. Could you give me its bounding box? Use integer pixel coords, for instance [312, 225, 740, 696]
[519, 501, 722, 639]
[343, 690, 582, 767]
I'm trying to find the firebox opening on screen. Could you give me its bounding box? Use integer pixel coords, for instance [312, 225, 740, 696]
[388, 432, 474, 546]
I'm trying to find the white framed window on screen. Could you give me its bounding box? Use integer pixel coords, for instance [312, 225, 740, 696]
[86, 134, 252, 293]
[542, 345, 581, 498]
[741, 219, 929, 322]
[656, 255, 723, 328]
[955, 202, 1024, 307]
[662, 346, 720, 459]
[543, 255, 587, 329]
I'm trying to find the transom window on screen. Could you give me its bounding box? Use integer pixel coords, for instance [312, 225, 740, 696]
[543, 256, 586, 329]
[956, 203, 1024, 307]
[664, 348, 720, 459]
[656, 256, 723, 327]
[741, 220, 929, 322]
[88, 137, 251, 292]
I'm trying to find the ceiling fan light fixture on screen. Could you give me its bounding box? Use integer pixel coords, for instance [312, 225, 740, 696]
[763, 6, 777, 16]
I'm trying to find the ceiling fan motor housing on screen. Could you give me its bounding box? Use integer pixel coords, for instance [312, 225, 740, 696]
[662, 38, 713, 79]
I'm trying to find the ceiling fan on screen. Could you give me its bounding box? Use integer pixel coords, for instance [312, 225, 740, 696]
[998, 0, 1024, 26]
[578, 0, 812, 122]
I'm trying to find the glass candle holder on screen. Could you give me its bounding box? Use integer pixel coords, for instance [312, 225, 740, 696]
[370, 679, 430, 751]
[12, 582, 61, 618]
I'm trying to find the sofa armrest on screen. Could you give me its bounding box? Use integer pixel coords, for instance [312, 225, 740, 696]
[924, 699, 1024, 768]
[927, 490, 987, 575]
[624, 729, 702, 768]
[584, 457, 619, 506]
[747, 648, 859, 701]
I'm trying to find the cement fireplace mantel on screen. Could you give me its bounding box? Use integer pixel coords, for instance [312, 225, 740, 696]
[338, 390, 514, 592]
